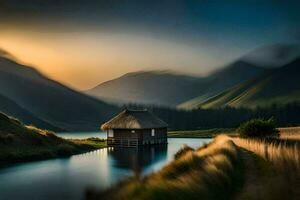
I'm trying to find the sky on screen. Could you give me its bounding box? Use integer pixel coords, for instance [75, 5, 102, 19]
[0, 0, 300, 90]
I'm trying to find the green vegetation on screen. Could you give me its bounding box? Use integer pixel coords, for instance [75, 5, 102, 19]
[130, 101, 300, 131]
[0, 112, 106, 165]
[238, 118, 278, 138]
[193, 58, 300, 109]
[70, 137, 107, 149]
[196, 77, 269, 109]
[168, 128, 236, 138]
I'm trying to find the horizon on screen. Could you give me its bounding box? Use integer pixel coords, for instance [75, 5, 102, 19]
[1, 0, 300, 89]
[1, 2, 300, 200]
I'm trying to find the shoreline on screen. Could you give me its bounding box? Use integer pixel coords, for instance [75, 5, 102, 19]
[0, 138, 107, 168]
[3, 126, 298, 168]
[167, 128, 237, 138]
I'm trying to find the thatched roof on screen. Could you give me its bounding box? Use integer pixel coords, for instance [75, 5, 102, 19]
[101, 109, 168, 130]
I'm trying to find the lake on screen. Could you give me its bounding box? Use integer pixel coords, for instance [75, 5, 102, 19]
[56, 132, 107, 139]
[0, 132, 211, 200]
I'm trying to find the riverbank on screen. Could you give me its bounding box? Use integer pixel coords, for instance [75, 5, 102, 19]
[0, 112, 106, 166]
[168, 128, 237, 138]
[168, 127, 300, 139]
[87, 135, 300, 200]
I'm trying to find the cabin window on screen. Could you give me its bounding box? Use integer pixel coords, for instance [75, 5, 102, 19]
[131, 130, 135, 133]
[151, 129, 155, 137]
[108, 129, 114, 137]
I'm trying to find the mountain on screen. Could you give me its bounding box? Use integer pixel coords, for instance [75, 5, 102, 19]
[0, 52, 119, 131]
[178, 43, 300, 109]
[197, 57, 300, 109]
[243, 43, 300, 67]
[177, 61, 265, 109]
[0, 94, 62, 131]
[86, 62, 264, 108]
[85, 71, 200, 106]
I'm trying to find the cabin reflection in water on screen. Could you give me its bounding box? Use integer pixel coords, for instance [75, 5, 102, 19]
[107, 145, 168, 175]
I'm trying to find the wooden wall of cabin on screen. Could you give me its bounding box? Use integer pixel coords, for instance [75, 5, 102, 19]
[107, 129, 140, 146]
[139, 128, 167, 144]
[112, 129, 139, 139]
[107, 128, 167, 146]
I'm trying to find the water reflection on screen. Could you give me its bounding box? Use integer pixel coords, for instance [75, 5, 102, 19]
[108, 145, 167, 176]
[0, 138, 210, 200]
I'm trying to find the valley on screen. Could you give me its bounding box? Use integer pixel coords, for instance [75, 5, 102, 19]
[1, 2, 300, 200]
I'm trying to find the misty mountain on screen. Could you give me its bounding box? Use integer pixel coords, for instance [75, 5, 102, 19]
[242, 43, 300, 67]
[86, 61, 265, 108]
[85, 71, 200, 106]
[177, 61, 265, 109]
[0, 94, 62, 131]
[197, 57, 300, 109]
[0, 53, 119, 131]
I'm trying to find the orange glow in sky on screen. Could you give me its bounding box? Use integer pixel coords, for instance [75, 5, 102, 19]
[0, 29, 228, 90]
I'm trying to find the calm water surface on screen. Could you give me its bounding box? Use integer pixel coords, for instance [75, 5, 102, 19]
[0, 132, 211, 200]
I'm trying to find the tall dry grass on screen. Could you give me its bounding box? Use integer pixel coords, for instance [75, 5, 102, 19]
[232, 137, 300, 200]
[278, 126, 300, 140]
[86, 136, 244, 200]
[232, 137, 300, 171]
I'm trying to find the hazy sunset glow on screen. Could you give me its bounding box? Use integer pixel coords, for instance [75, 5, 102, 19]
[0, 29, 237, 89]
[1, 2, 300, 199]
[1, 0, 299, 89]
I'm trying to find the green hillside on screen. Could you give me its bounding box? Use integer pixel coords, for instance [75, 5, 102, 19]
[197, 58, 300, 109]
[0, 112, 105, 164]
[87, 62, 264, 107]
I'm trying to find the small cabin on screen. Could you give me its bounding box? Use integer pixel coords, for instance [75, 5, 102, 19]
[101, 109, 168, 147]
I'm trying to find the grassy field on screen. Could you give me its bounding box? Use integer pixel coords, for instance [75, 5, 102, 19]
[0, 112, 106, 165]
[168, 127, 300, 139]
[232, 137, 300, 199]
[278, 126, 300, 140]
[87, 131, 300, 200]
[168, 128, 237, 138]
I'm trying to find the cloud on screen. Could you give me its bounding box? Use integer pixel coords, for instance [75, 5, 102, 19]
[242, 43, 300, 67]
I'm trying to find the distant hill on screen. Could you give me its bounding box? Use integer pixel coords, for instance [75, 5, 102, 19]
[178, 43, 300, 109]
[243, 43, 300, 67]
[86, 61, 264, 108]
[86, 71, 200, 106]
[0, 94, 62, 131]
[0, 53, 119, 131]
[86, 43, 299, 109]
[177, 61, 265, 109]
[197, 57, 300, 109]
